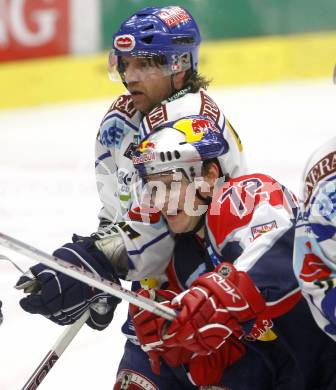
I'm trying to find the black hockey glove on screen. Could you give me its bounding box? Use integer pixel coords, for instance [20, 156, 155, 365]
[15, 235, 121, 330]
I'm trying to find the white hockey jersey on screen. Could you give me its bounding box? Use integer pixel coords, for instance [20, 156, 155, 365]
[293, 136, 336, 340]
[95, 89, 247, 280]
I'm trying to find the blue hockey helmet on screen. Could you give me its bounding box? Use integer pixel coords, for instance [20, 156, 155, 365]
[132, 116, 229, 182]
[109, 6, 201, 81]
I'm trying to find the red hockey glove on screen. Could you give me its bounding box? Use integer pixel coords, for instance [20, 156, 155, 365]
[129, 288, 192, 374]
[195, 262, 266, 322]
[188, 337, 246, 386]
[162, 262, 266, 355]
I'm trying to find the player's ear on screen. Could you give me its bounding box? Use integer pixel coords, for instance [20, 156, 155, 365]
[201, 162, 220, 195]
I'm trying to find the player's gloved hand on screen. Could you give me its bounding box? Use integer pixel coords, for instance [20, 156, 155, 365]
[130, 286, 247, 383]
[15, 235, 121, 330]
[129, 288, 193, 374]
[162, 262, 266, 355]
[187, 336, 246, 386]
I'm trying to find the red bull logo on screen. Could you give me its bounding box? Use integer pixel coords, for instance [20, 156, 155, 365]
[173, 117, 219, 143]
[138, 140, 156, 153]
[191, 118, 218, 134]
[251, 220, 277, 240]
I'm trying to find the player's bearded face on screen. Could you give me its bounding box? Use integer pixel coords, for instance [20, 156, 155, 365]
[143, 173, 209, 234]
[120, 56, 173, 113]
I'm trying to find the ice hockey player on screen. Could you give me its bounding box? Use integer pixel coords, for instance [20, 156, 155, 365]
[123, 116, 336, 389]
[15, 5, 245, 357]
[94, 4, 246, 281]
[293, 136, 336, 340]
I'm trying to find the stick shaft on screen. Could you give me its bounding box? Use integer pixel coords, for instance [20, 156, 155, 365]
[21, 311, 90, 390]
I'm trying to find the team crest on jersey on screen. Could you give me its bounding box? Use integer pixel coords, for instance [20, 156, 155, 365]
[251, 220, 277, 240]
[116, 370, 158, 390]
[114, 34, 136, 51]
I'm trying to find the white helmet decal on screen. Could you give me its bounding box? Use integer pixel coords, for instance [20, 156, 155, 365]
[114, 34, 136, 52]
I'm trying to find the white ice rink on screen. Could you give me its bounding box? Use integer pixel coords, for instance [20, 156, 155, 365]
[0, 79, 335, 389]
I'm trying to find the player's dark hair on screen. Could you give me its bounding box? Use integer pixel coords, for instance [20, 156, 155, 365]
[183, 70, 211, 92]
[202, 158, 223, 177]
[150, 57, 211, 92]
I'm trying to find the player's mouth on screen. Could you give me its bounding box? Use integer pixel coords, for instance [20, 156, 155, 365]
[129, 90, 144, 98]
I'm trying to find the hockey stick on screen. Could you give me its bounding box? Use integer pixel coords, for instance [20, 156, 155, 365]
[0, 253, 90, 389]
[0, 253, 26, 274]
[21, 310, 90, 390]
[0, 232, 176, 321]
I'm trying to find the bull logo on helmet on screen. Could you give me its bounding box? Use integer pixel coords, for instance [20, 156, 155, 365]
[173, 117, 217, 143]
[138, 140, 156, 153]
[114, 34, 136, 51]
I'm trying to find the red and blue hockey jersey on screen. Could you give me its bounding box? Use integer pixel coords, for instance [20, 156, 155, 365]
[162, 173, 336, 389]
[294, 136, 336, 340]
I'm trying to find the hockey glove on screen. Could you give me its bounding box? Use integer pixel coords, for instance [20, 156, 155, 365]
[129, 288, 193, 374]
[130, 287, 246, 384]
[162, 262, 266, 355]
[15, 235, 121, 330]
[187, 337, 245, 386]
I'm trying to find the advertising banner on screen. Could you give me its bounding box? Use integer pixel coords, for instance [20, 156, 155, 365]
[0, 0, 70, 61]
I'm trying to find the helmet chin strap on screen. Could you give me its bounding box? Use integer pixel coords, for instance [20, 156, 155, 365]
[196, 189, 212, 205]
[190, 212, 206, 235]
[170, 74, 176, 96]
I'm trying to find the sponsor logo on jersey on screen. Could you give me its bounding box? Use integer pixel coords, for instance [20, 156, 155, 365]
[251, 220, 277, 240]
[245, 319, 277, 342]
[114, 34, 136, 51]
[110, 95, 137, 118]
[304, 151, 336, 207]
[158, 6, 191, 28]
[145, 105, 168, 132]
[200, 91, 220, 124]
